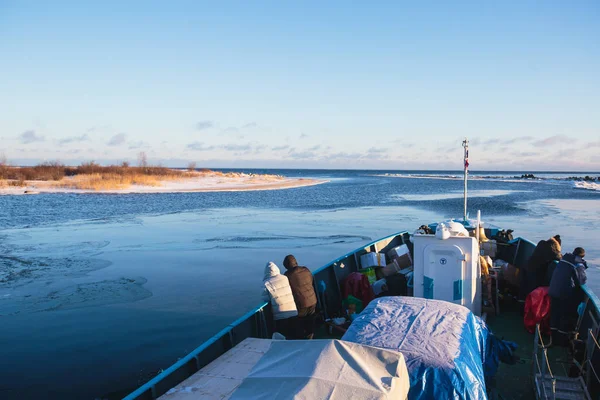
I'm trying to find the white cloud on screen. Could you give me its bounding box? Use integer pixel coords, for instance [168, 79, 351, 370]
[58, 134, 90, 144]
[107, 133, 127, 146]
[271, 145, 290, 151]
[532, 135, 573, 147]
[19, 130, 45, 144]
[187, 141, 215, 151]
[196, 121, 213, 131]
[222, 143, 252, 151]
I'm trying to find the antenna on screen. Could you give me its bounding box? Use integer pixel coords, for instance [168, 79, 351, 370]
[462, 138, 469, 221]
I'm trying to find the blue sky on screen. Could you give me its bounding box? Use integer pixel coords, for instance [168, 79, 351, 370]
[1, 1, 599, 170]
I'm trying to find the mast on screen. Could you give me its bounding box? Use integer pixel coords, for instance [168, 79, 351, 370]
[462, 138, 469, 221]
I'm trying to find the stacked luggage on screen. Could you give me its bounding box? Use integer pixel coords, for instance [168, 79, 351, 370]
[359, 244, 414, 298]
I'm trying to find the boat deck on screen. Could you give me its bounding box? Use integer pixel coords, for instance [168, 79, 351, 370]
[486, 300, 572, 400]
[156, 306, 569, 400]
[158, 338, 271, 400]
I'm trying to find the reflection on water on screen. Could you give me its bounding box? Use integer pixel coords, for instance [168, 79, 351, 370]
[392, 189, 529, 201]
[0, 170, 598, 399]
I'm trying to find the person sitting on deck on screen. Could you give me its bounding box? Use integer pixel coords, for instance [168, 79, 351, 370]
[261, 262, 298, 339]
[283, 254, 318, 339]
[548, 247, 587, 346]
[521, 235, 562, 300]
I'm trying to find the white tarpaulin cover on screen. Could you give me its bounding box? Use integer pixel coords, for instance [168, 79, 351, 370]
[230, 339, 409, 400]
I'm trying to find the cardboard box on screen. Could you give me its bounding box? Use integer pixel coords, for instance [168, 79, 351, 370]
[382, 254, 413, 277]
[382, 260, 400, 277]
[481, 240, 497, 258]
[360, 252, 387, 269]
[393, 253, 412, 270]
[387, 244, 410, 260]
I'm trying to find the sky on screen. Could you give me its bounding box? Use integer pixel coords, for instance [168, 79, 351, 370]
[1, 1, 599, 171]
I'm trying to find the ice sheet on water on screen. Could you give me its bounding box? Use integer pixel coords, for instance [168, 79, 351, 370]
[391, 189, 528, 201]
[0, 255, 112, 287]
[0, 277, 151, 315]
[0, 230, 152, 316]
[379, 173, 600, 187]
[197, 233, 372, 249]
[574, 181, 600, 192]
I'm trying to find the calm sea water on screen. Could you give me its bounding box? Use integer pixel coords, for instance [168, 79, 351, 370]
[1, 169, 599, 399]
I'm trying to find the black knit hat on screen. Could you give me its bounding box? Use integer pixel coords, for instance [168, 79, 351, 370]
[283, 254, 298, 269]
[553, 235, 561, 245]
[574, 247, 585, 258]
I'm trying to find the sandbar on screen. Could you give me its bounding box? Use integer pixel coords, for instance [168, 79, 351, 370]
[0, 171, 327, 195]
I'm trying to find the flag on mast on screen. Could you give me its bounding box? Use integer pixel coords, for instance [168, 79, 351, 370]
[462, 138, 469, 221]
[463, 139, 469, 170]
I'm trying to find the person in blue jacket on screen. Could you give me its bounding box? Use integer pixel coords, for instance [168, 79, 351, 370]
[548, 247, 587, 345]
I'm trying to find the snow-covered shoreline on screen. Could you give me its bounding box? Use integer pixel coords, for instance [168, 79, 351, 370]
[0, 173, 328, 195]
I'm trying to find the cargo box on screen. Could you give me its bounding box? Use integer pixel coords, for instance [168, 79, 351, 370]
[387, 244, 410, 260]
[360, 252, 387, 269]
[382, 260, 400, 277]
[393, 253, 412, 270]
[481, 240, 498, 258]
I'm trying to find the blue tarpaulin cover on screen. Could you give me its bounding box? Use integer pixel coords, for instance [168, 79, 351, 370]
[342, 296, 488, 400]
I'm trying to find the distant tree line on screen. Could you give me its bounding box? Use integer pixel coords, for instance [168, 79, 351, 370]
[0, 152, 205, 184]
[514, 173, 598, 181]
[567, 176, 599, 182]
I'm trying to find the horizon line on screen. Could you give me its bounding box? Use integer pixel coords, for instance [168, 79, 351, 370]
[5, 164, 599, 174]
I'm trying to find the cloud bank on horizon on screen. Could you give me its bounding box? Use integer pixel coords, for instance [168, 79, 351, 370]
[0, 2, 598, 171]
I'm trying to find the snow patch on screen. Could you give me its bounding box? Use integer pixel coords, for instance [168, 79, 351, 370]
[574, 181, 600, 192]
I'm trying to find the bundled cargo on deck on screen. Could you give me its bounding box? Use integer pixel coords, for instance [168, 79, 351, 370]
[359, 267, 377, 284]
[494, 259, 520, 290]
[360, 252, 387, 269]
[371, 278, 388, 295]
[382, 245, 413, 277]
[382, 258, 407, 276]
[395, 254, 412, 269]
[387, 244, 411, 260]
[481, 240, 497, 258]
[382, 259, 401, 277]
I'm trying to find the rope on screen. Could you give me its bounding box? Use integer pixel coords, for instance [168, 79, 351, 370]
[534, 354, 542, 373]
[590, 332, 600, 350]
[537, 326, 551, 349]
[543, 349, 554, 378]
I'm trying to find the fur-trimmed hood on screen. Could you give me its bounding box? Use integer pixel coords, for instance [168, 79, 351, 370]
[548, 236, 561, 255]
[527, 235, 562, 273]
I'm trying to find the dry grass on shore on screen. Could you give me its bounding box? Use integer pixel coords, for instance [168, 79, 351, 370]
[0, 161, 202, 191]
[0, 160, 290, 192]
[58, 173, 162, 190]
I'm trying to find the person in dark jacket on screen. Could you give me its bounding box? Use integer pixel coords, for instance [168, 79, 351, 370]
[283, 254, 318, 339]
[521, 235, 562, 301]
[548, 248, 587, 346]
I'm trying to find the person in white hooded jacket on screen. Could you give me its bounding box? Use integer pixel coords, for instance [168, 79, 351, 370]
[262, 261, 298, 338]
